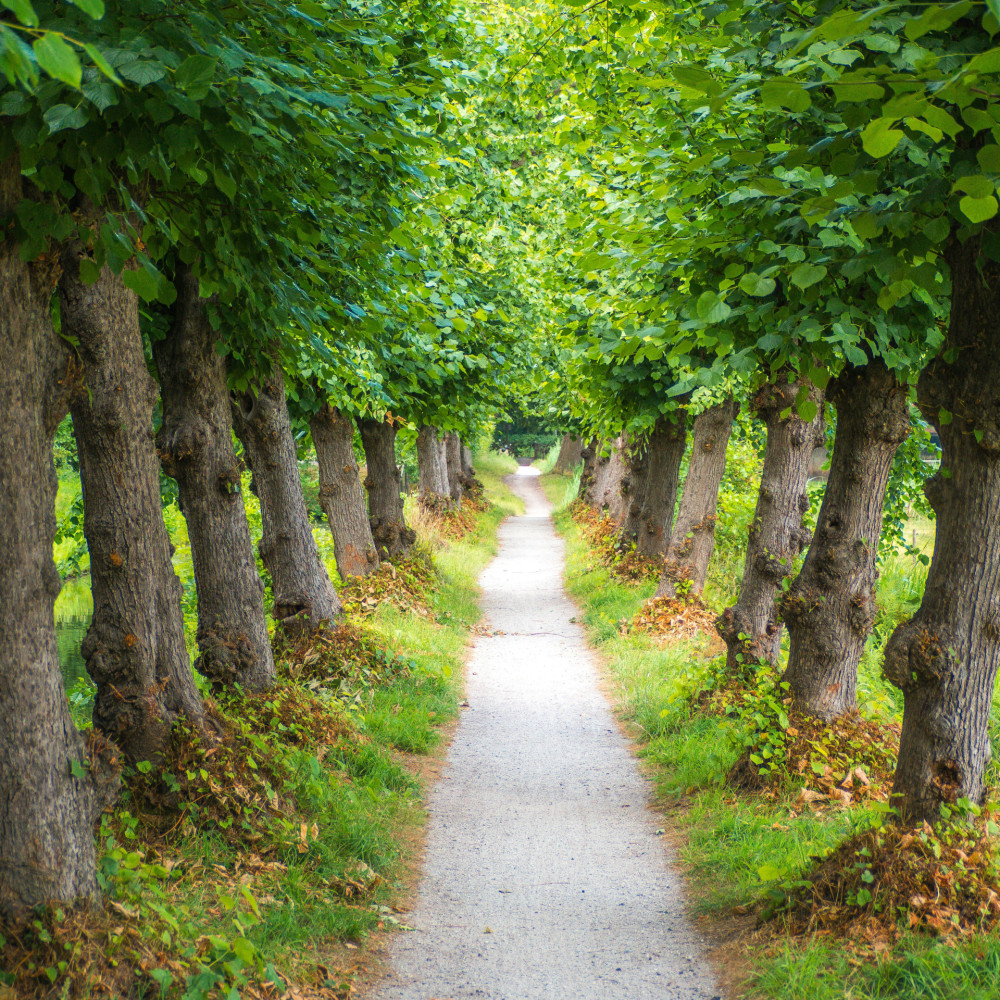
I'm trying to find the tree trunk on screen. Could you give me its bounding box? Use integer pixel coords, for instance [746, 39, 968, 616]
[717, 379, 825, 671]
[601, 436, 630, 524]
[232, 365, 340, 632]
[781, 364, 910, 720]
[60, 245, 204, 761]
[153, 268, 275, 690]
[358, 417, 416, 560]
[0, 154, 102, 919]
[635, 412, 688, 558]
[310, 405, 379, 578]
[554, 434, 583, 473]
[417, 425, 450, 502]
[444, 430, 463, 505]
[578, 438, 602, 504]
[658, 398, 738, 597]
[461, 443, 475, 480]
[883, 231, 1000, 822]
[616, 434, 652, 551]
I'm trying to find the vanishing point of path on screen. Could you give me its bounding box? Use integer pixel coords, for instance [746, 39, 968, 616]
[372, 469, 721, 1000]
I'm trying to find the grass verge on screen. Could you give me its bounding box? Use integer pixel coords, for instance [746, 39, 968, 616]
[541, 471, 1000, 1000]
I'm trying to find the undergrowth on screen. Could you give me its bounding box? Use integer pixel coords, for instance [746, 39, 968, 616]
[542, 468, 1000, 1000]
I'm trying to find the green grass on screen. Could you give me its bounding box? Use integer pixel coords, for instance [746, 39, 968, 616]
[541, 471, 1000, 1000]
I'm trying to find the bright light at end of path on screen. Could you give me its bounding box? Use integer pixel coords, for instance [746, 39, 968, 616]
[515, 466, 541, 477]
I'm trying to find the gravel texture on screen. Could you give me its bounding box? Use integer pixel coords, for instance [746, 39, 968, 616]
[371, 469, 722, 1000]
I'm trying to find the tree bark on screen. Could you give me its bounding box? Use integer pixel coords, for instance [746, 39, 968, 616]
[883, 231, 1000, 822]
[781, 364, 910, 720]
[658, 397, 738, 597]
[232, 364, 340, 632]
[635, 412, 689, 558]
[416, 424, 450, 502]
[578, 438, 602, 504]
[444, 430, 464, 505]
[0, 154, 102, 919]
[616, 434, 652, 551]
[60, 245, 204, 761]
[554, 434, 583, 473]
[153, 268, 274, 690]
[600, 436, 630, 524]
[717, 379, 825, 671]
[310, 405, 379, 578]
[460, 443, 475, 481]
[358, 417, 416, 560]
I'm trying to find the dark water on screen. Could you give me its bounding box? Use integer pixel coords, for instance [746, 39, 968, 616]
[55, 577, 92, 690]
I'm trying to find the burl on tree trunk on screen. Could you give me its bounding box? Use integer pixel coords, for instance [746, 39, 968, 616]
[61, 244, 205, 761]
[310, 405, 379, 578]
[781, 363, 910, 720]
[232, 364, 340, 631]
[417, 424, 450, 503]
[0, 154, 106, 918]
[718, 378, 825, 671]
[153, 268, 274, 690]
[883, 231, 1000, 823]
[635, 412, 688, 559]
[617, 434, 652, 552]
[358, 417, 416, 560]
[658, 398, 737, 598]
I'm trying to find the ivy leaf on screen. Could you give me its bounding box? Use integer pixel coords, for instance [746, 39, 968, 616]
[861, 118, 904, 158]
[790, 263, 827, 290]
[739, 272, 776, 297]
[959, 194, 998, 224]
[33, 33, 82, 88]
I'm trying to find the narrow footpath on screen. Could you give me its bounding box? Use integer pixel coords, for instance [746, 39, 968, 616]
[372, 469, 721, 1000]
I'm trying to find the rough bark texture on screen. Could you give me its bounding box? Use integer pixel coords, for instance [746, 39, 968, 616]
[635, 413, 689, 558]
[359, 417, 416, 560]
[61, 246, 204, 761]
[554, 434, 584, 473]
[658, 398, 738, 598]
[781, 364, 910, 720]
[883, 231, 1000, 822]
[717, 380, 825, 671]
[232, 365, 340, 632]
[417, 425, 450, 502]
[616, 435, 652, 551]
[0, 155, 104, 919]
[460, 443, 475, 481]
[153, 269, 275, 690]
[578, 438, 602, 504]
[310, 406, 379, 578]
[444, 431, 464, 505]
[590, 436, 629, 524]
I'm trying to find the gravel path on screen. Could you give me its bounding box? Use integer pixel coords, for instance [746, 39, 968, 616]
[371, 469, 721, 1000]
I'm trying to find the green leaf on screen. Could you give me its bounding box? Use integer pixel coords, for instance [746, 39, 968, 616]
[82, 42, 121, 84]
[67, 0, 104, 17]
[739, 272, 776, 297]
[118, 59, 166, 87]
[696, 290, 732, 323]
[34, 33, 82, 88]
[861, 118, 904, 158]
[959, 194, 998, 224]
[43, 103, 88, 132]
[175, 54, 217, 100]
[924, 216, 951, 243]
[796, 398, 818, 423]
[1, 0, 38, 27]
[760, 80, 810, 113]
[790, 262, 827, 290]
[122, 267, 161, 302]
[758, 864, 783, 882]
